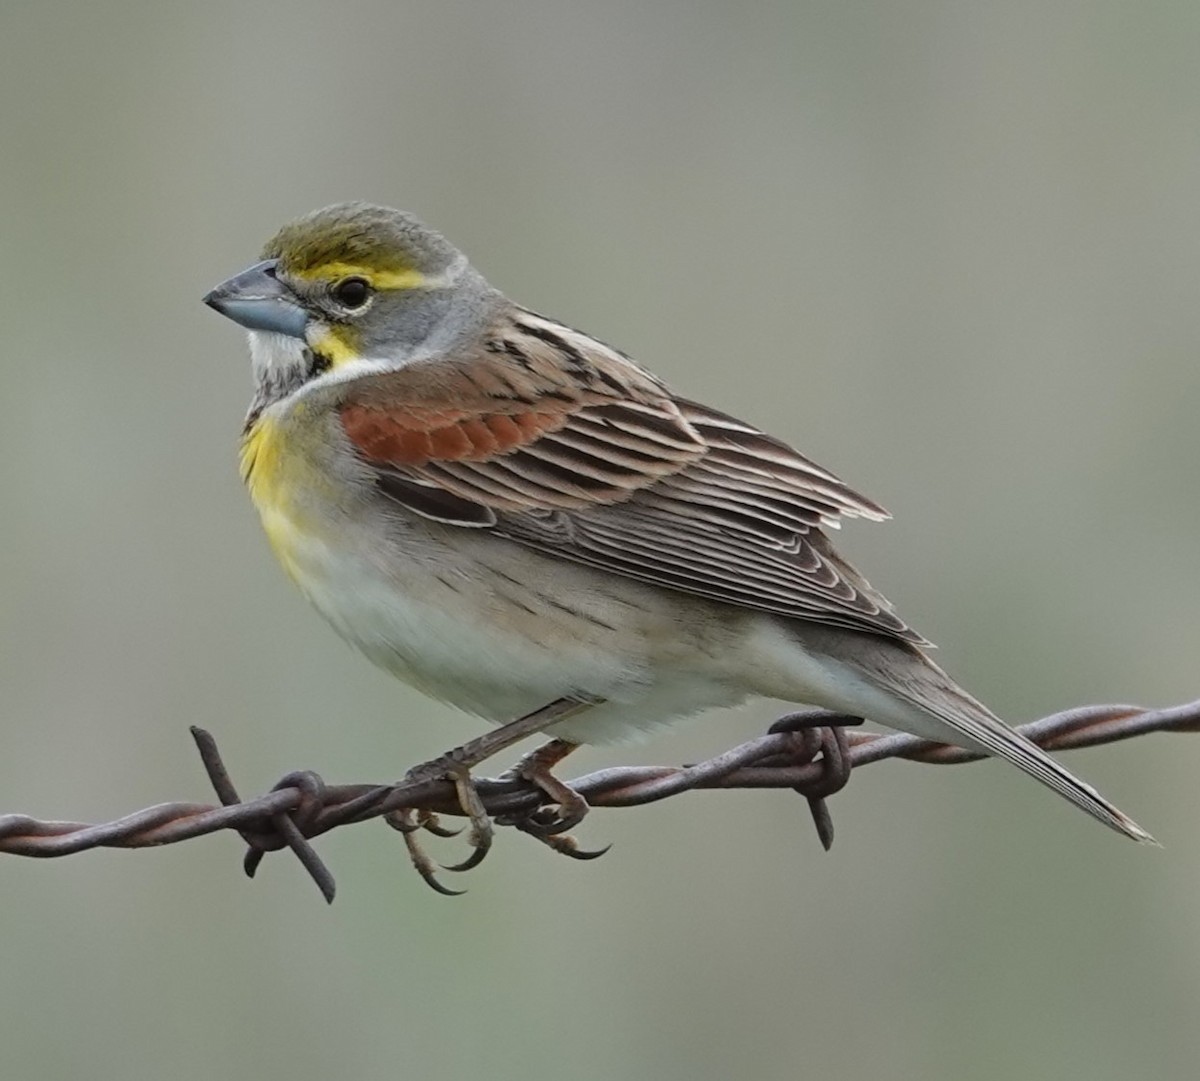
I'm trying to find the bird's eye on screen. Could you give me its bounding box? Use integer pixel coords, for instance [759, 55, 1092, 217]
[332, 276, 372, 309]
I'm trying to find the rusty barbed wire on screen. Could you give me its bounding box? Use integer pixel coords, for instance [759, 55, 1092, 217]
[0, 698, 1195, 902]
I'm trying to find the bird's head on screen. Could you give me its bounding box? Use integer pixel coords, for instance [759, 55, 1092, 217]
[204, 202, 494, 403]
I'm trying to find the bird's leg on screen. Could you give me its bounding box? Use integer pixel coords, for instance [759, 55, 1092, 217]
[405, 697, 590, 782]
[399, 697, 591, 885]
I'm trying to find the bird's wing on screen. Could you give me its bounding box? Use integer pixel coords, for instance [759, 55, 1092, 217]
[336, 311, 926, 645]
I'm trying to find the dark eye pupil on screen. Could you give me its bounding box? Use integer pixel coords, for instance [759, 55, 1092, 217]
[334, 277, 370, 308]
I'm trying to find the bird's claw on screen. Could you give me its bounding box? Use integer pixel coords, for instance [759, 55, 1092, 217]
[437, 763, 494, 872]
[508, 819, 612, 861]
[417, 809, 463, 839]
[385, 807, 466, 896]
[389, 756, 495, 891]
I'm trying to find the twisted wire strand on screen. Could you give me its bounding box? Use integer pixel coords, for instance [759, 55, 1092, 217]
[0, 698, 1194, 902]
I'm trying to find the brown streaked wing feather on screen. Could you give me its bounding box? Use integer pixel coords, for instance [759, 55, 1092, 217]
[491, 504, 924, 643]
[336, 313, 924, 644]
[673, 398, 891, 524]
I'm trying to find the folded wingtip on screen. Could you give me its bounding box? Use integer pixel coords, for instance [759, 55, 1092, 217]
[1117, 814, 1158, 846]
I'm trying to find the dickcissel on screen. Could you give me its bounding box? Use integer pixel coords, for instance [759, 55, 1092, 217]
[203, 202, 1150, 856]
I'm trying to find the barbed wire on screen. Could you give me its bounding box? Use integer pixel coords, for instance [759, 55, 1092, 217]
[1, 698, 1195, 902]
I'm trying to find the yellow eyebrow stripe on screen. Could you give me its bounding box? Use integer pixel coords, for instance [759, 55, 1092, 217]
[292, 262, 428, 290]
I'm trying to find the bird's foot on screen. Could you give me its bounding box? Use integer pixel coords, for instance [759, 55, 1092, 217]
[499, 739, 586, 835]
[388, 695, 604, 887]
[386, 754, 494, 894]
[496, 739, 610, 861]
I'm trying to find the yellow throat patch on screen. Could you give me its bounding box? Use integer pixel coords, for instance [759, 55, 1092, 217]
[308, 325, 363, 368]
[239, 412, 314, 584]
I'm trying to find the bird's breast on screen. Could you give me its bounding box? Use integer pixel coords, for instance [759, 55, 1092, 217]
[239, 410, 327, 584]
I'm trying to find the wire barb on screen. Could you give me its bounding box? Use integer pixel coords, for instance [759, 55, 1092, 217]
[0, 698, 1193, 901]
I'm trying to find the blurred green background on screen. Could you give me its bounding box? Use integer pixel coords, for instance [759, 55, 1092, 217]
[2, 2, 1199, 1079]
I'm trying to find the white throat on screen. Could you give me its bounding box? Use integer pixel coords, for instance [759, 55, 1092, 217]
[248, 330, 308, 386]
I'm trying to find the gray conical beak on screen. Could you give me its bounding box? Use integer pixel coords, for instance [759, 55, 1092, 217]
[203, 259, 309, 339]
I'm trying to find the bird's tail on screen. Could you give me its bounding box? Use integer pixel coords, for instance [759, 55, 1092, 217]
[808, 635, 1155, 843]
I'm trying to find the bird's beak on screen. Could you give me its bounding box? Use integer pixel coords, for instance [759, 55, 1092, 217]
[202, 259, 309, 339]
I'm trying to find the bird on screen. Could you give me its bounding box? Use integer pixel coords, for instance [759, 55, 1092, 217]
[203, 201, 1152, 874]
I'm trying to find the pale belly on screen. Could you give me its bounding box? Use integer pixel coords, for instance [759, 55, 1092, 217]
[272, 508, 760, 740]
